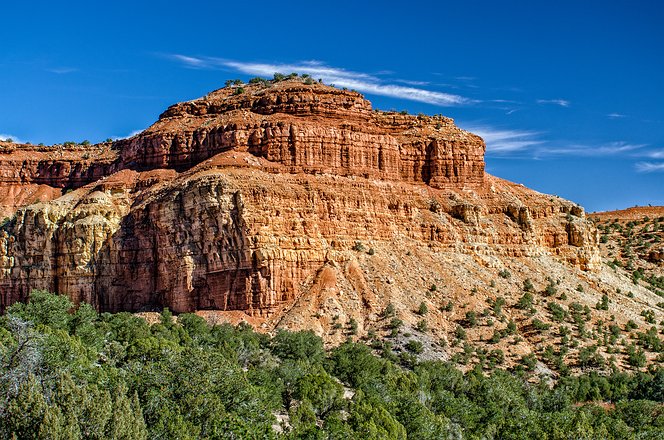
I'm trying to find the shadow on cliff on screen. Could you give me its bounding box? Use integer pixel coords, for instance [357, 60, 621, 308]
[92, 177, 274, 315]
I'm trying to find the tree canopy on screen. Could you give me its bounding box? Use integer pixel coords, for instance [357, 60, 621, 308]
[0, 291, 662, 439]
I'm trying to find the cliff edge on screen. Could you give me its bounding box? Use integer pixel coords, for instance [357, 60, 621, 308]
[3, 79, 660, 371]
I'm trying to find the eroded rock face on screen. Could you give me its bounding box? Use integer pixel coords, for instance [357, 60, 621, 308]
[115, 83, 485, 188]
[0, 80, 600, 317]
[0, 144, 117, 218]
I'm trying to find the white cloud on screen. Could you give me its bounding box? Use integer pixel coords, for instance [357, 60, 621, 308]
[461, 125, 543, 153]
[111, 129, 145, 141]
[645, 149, 664, 159]
[169, 55, 208, 69]
[393, 79, 431, 86]
[536, 99, 570, 107]
[0, 133, 23, 143]
[635, 162, 664, 173]
[47, 67, 78, 74]
[167, 55, 474, 106]
[459, 125, 650, 160]
[539, 141, 646, 157]
[607, 113, 627, 119]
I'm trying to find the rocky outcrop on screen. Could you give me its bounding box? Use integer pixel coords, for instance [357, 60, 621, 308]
[0, 143, 118, 218]
[0, 82, 483, 216]
[115, 83, 485, 188]
[0, 80, 601, 318]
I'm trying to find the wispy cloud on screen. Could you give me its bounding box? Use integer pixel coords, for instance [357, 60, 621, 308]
[111, 129, 145, 141]
[539, 141, 646, 157]
[635, 162, 664, 173]
[536, 99, 570, 107]
[46, 67, 78, 74]
[169, 55, 207, 69]
[0, 133, 23, 143]
[460, 124, 652, 160]
[607, 113, 627, 119]
[393, 79, 430, 86]
[461, 125, 543, 153]
[166, 55, 474, 106]
[644, 149, 664, 159]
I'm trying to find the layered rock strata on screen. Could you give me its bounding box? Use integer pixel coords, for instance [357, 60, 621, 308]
[115, 83, 485, 188]
[0, 80, 600, 317]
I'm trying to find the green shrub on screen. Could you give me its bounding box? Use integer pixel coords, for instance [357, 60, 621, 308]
[506, 320, 517, 335]
[532, 319, 551, 331]
[388, 318, 403, 330]
[348, 318, 358, 335]
[641, 309, 656, 324]
[520, 354, 537, 371]
[488, 349, 504, 365]
[405, 340, 424, 354]
[490, 330, 502, 343]
[625, 343, 647, 368]
[596, 294, 610, 310]
[578, 345, 604, 368]
[465, 311, 477, 327]
[548, 302, 567, 322]
[454, 325, 467, 340]
[544, 278, 557, 296]
[523, 278, 534, 292]
[517, 292, 534, 309]
[7, 289, 74, 330]
[491, 297, 506, 316]
[637, 326, 663, 352]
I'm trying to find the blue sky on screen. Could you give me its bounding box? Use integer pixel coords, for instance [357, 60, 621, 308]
[1, 0, 662, 212]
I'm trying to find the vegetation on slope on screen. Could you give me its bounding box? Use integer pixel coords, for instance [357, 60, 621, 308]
[593, 214, 664, 296]
[1, 291, 663, 439]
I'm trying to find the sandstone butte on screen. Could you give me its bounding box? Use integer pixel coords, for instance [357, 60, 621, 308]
[0, 79, 661, 364]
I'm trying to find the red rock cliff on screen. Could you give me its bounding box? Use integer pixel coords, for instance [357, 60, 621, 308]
[0, 80, 600, 319]
[116, 82, 485, 187]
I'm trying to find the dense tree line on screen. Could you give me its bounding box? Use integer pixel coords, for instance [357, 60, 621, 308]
[1, 291, 662, 439]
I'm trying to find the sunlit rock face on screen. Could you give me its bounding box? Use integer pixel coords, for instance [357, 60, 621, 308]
[0, 80, 600, 321]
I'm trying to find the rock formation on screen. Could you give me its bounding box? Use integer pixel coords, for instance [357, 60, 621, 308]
[115, 83, 485, 187]
[0, 80, 604, 320]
